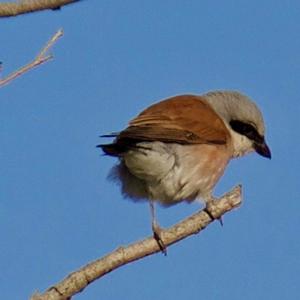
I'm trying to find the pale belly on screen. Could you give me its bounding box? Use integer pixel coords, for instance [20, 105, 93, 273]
[109, 142, 231, 206]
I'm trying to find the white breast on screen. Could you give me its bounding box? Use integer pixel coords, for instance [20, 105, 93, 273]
[227, 128, 255, 157]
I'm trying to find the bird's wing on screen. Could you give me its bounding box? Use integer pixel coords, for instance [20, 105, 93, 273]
[119, 95, 229, 145]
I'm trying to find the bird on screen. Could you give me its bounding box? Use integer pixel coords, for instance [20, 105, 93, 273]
[98, 90, 271, 250]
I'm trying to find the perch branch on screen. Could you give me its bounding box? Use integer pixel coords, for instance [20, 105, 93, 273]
[0, 0, 82, 17]
[31, 185, 242, 300]
[0, 29, 63, 88]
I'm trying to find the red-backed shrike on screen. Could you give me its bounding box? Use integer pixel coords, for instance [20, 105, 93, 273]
[98, 91, 271, 246]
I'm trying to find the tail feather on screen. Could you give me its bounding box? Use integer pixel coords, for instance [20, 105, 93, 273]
[99, 132, 119, 138]
[98, 131, 140, 157]
[97, 143, 124, 157]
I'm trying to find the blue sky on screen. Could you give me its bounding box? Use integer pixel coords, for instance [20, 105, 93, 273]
[1, 1, 299, 299]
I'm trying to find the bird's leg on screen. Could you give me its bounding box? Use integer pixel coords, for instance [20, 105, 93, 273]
[204, 195, 223, 226]
[149, 200, 167, 255]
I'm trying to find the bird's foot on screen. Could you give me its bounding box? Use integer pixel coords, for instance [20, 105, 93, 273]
[152, 222, 167, 256]
[204, 197, 223, 226]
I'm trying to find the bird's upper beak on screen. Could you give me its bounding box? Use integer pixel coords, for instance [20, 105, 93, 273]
[254, 139, 271, 159]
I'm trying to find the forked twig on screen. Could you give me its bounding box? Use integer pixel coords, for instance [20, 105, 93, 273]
[0, 29, 63, 88]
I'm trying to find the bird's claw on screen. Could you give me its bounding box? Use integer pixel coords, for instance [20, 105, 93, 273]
[152, 223, 167, 256]
[204, 199, 224, 227]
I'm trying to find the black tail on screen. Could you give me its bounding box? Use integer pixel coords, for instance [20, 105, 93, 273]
[97, 132, 122, 156]
[96, 143, 124, 157]
[98, 132, 141, 156]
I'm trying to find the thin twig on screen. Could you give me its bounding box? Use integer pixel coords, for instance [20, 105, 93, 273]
[31, 185, 242, 300]
[0, 0, 82, 17]
[0, 29, 63, 88]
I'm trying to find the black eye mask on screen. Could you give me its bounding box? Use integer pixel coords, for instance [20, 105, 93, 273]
[229, 120, 263, 144]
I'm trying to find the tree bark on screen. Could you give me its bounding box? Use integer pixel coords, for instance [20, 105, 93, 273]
[0, 0, 82, 17]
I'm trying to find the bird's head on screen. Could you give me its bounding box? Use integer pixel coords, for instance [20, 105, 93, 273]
[203, 91, 271, 159]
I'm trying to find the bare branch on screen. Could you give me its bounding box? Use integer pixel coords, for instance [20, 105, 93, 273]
[0, 0, 82, 17]
[0, 29, 63, 88]
[31, 185, 242, 300]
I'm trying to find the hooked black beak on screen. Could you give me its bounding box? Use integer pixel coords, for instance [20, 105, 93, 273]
[254, 140, 271, 159]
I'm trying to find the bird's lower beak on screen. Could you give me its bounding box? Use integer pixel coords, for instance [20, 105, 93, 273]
[254, 140, 271, 159]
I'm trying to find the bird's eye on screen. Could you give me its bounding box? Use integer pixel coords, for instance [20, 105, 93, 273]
[229, 120, 263, 143]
